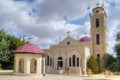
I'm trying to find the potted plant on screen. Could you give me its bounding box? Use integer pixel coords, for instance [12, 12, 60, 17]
[87, 68, 92, 76]
[66, 67, 70, 75]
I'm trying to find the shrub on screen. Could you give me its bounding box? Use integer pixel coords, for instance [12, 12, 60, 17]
[0, 63, 2, 69]
[87, 55, 98, 74]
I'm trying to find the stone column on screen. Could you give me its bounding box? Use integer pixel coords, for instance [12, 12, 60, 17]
[53, 58, 54, 68]
[67, 57, 68, 68]
[65, 56, 68, 70]
[24, 57, 30, 74]
[37, 58, 42, 74]
[15, 57, 19, 73]
[43, 58, 46, 75]
[82, 58, 86, 75]
[79, 67, 82, 75]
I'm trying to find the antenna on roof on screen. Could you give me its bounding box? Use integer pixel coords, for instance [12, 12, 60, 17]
[96, 0, 100, 7]
[87, 3, 92, 17]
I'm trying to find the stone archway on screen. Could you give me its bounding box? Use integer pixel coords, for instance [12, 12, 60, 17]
[19, 58, 24, 73]
[30, 58, 37, 73]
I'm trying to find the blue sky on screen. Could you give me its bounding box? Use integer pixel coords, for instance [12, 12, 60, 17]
[13, 0, 34, 2]
[0, 0, 120, 55]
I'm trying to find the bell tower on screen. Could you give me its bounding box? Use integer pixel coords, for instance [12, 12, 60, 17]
[90, 7, 109, 58]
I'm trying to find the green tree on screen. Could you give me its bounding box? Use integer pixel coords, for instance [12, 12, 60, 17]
[103, 54, 115, 71]
[0, 29, 10, 62]
[7, 35, 25, 66]
[8, 35, 25, 51]
[87, 55, 98, 74]
[97, 57, 104, 73]
[112, 31, 120, 72]
[114, 43, 120, 56]
[0, 29, 26, 69]
[116, 31, 120, 42]
[103, 31, 120, 72]
[108, 58, 120, 72]
[115, 31, 120, 56]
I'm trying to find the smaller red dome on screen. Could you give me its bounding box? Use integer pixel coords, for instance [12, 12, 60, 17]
[80, 36, 91, 42]
[14, 43, 44, 54]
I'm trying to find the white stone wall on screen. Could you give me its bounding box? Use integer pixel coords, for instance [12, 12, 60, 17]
[14, 53, 45, 75]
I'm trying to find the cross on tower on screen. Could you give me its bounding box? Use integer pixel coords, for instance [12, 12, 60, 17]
[28, 35, 33, 43]
[66, 30, 71, 37]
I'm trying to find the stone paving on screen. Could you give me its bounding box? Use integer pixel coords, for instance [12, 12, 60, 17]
[0, 74, 120, 80]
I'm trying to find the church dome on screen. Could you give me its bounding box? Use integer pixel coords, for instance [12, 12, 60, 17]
[14, 43, 44, 54]
[80, 36, 91, 42]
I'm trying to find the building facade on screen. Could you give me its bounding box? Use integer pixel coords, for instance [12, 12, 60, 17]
[44, 36, 91, 74]
[44, 7, 109, 75]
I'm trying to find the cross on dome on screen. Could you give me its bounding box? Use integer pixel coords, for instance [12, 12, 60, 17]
[28, 35, 33, 43]
[85, 32, 87, 36]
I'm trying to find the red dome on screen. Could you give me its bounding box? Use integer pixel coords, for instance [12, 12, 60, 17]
[14, 43, 44, 54]
[80, 36, 91, 42]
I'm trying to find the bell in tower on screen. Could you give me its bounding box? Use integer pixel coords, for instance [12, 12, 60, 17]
[90, 6, 109, 58]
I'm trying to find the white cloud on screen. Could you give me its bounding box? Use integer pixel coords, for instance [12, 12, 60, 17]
[0, 0, 120, 54]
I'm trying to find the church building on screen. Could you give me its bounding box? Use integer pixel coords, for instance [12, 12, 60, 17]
[44, 6, 109, 75]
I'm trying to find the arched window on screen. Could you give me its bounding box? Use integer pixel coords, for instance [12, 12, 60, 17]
[50, 58, 52, 66]
[19, 58, 24, 73]
[58, 57, 63, 68]
[30, 58, 37, 73]
[96, 34, 100, 45]
[73, 55, 76, 67]
[77, 57, 79, 67]
[58, 57, 62, 60]
[97, 54, 100, 59]
[96, 19, 99, 28]
[47, 56, 49, 66]
[69, 58, 71, 66]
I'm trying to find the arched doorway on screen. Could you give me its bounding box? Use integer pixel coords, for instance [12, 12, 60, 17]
[57, 57, 63, 69]
[19, 58, 24, 73]
[30, 58, 37, 73]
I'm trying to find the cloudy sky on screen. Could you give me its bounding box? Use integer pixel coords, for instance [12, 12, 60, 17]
[0, 0, 120, 54]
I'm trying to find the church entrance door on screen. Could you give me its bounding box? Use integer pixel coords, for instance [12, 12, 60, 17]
[57, 57, 63, 69]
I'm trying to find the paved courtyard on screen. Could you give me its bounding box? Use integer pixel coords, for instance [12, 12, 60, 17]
[0, 74, 120, 80]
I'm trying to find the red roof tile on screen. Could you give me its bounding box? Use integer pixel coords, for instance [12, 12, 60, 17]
[14, 43, 44, 54]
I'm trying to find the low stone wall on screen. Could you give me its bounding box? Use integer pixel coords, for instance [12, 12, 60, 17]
[0, 70, 14, 75]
